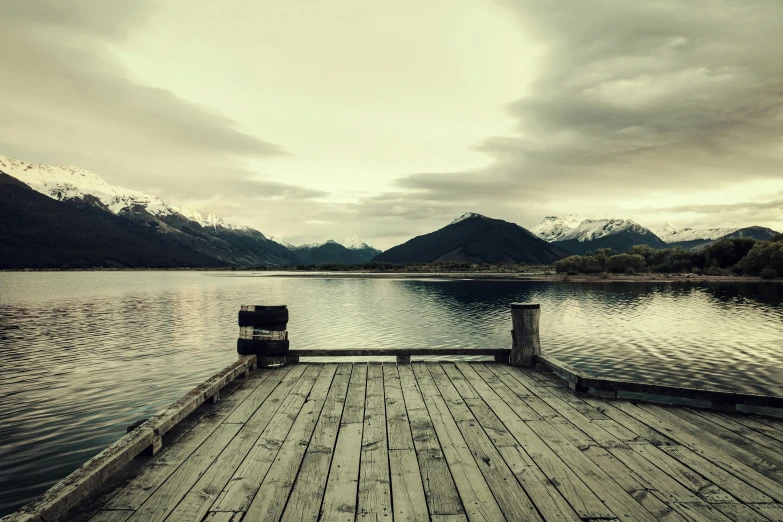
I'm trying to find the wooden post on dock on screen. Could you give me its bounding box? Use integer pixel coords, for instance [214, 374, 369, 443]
[237, 305, 289, 368]
[510, 303, 540, 368]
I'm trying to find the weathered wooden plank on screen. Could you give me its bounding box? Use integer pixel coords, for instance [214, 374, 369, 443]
[720, 414, 783, 445]
[6, 356, 257, 522]
[535, 353, 783, 409]
[104, 367, 286, 511]
[241, 364, 338, 521]
[397, 364, 463, 516]
[627, 442, 735, 504]
[279, 364, 352, 522]
[525, 419, 659, 521]
[123, 365, 310, 522]
[389, 449, 429, 522]
[476, 364, 545, 420]
[713, 502, 773, 522]
[320, 363, 368, 521]
[124, 422, 244, 522]
[750, 502, 783, 522]
[659, 445, 775, 504]
[202, 512, 243, 522]
[205, 365, 324, 514]
[640, 403, 783, 480]
[411, 363, 506, 522]
[358, 363, 392, 521]
[501, 365, 608, 420]
[494, 445, 581, 522]
[669, 501, 734, 522]
[289, 348, 510, 357]
[677, 407, 783, 459]
[430, 516, 469, 522]
[579, 446, 688, 522]
[516, 366, 738, 511]
[86, 510, 135, 522]
[383, 363, 414, 451]
[425, 364, 544, 521]
[615, 402, 783, 503]
[579, 396, 674, 447]
[455, 362, 610, 519]
[482, 366, 661, 521]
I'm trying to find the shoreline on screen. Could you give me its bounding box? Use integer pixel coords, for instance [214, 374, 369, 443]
[252, 272, 781, 283]
[2, 268, 780, 283]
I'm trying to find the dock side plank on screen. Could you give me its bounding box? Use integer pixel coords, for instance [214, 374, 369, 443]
[102, 368, 286, 512]
[120, 364, 311, 522]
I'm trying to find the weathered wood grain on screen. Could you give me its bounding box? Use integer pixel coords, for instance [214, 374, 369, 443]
[320, 363, 367, 521]
[16, 361, 783, 522]
[412, 363, 506, 522]
[357, 363, 392, 521]
[279, 363, 352, 522]
[397, 364, 464, 517]
[241, 364, 337, 521]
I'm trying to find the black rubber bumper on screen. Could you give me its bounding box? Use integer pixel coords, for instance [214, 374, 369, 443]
[238, 308, 289, 328]
[237, 338, 290, 355]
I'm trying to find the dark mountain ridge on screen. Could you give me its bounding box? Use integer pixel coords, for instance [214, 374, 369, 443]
[373, 213, 569, 264]
[0, 171, 225, 269]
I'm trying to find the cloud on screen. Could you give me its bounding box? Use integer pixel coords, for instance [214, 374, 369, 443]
[2, 0, 782, 249]
[351, 0, 783, 240]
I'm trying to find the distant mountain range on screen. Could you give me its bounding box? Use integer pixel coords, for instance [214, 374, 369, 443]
[0, 155, 379, 268]
[270, 237, 382, 265]
[653, 224, 779, 250]
[374, 213, 569, 264]
[1, 154, 779, 268]
[531, 216, 779, 254]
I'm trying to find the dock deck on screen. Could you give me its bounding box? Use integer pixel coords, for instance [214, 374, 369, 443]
[58, 361, 783, 522]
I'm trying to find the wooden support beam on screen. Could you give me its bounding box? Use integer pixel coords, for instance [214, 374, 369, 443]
[510, 303, 540, 368]
[396, 355, 411, 364]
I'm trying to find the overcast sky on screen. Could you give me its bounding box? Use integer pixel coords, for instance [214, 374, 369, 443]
[1, 0, 782, 249]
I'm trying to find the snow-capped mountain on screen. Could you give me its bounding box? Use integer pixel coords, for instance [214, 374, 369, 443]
[0, 154, 252, 232]
[0, 154, 300, 267]
[450, 212, 488, 225]
[532, 216, 666, 254]
[530, 215, 583, 242]
[339, 235, 376, 251]
[654, 224, 739, 243]
[560, 219, 658, 243]
[268, 235, 381, 264]
[269, 236, 297, 249]
[272, 235, 380, 252]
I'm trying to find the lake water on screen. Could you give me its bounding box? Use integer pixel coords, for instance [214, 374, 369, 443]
[1, 271, 782, 515]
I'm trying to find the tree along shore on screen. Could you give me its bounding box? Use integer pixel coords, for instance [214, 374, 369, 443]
[553, 234, 783, 278]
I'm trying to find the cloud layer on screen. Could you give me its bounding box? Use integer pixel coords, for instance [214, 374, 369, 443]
[2, 0, 782, 248]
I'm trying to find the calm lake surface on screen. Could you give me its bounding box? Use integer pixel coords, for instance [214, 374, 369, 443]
[1, 271, 782, 515]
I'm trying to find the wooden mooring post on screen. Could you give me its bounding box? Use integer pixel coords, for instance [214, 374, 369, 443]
[510, 302, 540, 368]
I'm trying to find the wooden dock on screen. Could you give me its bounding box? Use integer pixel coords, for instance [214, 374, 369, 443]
[6, 302, 783, 522]
[8, 359, 783, 522]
